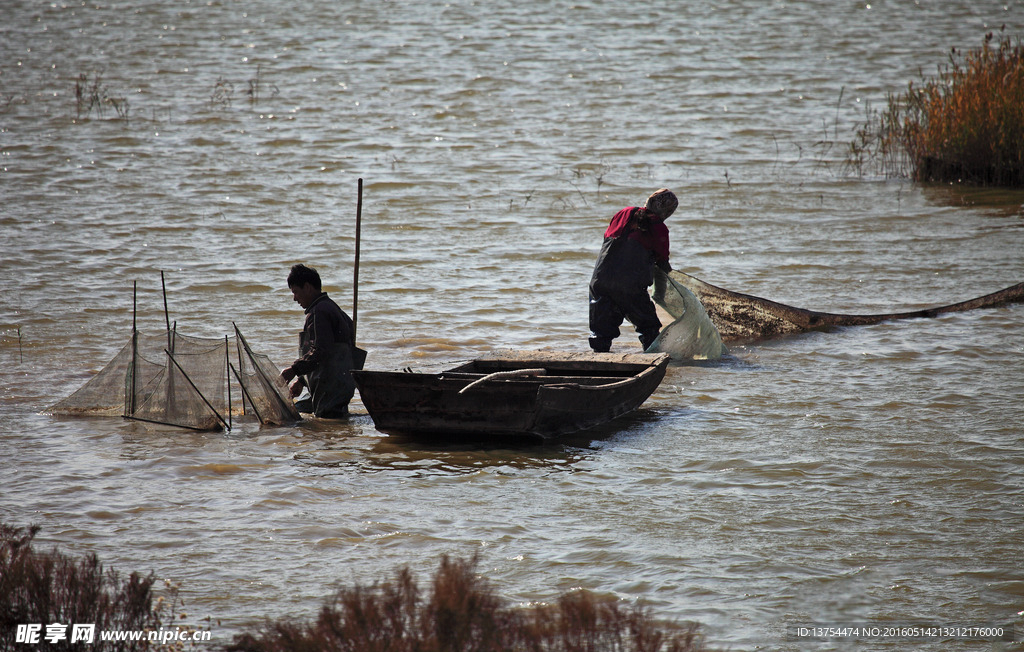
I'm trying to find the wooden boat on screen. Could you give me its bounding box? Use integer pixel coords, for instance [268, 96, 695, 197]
[352, 350, 670, 441]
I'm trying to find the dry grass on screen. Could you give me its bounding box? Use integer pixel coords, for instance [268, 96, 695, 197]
[0, 523, 203, 651]
[848, 30, 1024, 185]
[227, 555, 710, 652]
[2, 523, 711, 652]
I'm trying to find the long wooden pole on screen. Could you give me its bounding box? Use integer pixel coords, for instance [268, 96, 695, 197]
[353, 178, 363, 341]
[129, 281, 137, 416]
[161, 270, 172, 352]
[225, 335, 232, 430]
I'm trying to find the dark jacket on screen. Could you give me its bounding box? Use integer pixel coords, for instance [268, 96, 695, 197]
[590, 207, 671, 296]
[291, 293, 355, 417]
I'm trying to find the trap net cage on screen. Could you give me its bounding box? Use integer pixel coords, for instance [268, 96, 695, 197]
[231, 324, 301, 426]
[49, 310, 298, 431]
[126, 330, 233, 431]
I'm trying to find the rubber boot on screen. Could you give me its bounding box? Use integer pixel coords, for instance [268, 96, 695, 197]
[639, 330, 659, 352]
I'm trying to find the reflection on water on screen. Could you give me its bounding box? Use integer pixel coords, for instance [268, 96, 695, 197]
[920, 182, 1024, 217]
[2, 0, 1024, 649]
[295, 435, 592, 477]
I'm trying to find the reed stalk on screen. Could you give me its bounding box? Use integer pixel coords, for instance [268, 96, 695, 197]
[848, 31, 1024, 186]
[73, 72, 129, 121]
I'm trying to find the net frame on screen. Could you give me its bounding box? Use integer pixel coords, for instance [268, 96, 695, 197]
[48, 277, 297, 430]
[232, 323, 301, 426]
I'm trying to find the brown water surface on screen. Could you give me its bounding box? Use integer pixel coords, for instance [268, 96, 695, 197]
[2, 1, 1023, 649]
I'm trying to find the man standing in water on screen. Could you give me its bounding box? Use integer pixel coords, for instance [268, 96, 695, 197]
[280, 264, 356, 418]
[588, 188, 678, 353]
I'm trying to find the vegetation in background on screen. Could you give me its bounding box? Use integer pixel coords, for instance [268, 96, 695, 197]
[228, 555, 710, 652]
[245, 65, 279, 105]
[0, 523, 207, 651]
[70, 63, 278, 119]
[208, 64, 281, 109]
[847, 31, 1024, 186]
[3, 523, 710, 652]
[74, 72, 130, 121]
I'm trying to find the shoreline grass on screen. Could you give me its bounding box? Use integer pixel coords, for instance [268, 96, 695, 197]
[227, 554, 710, 652]
[3, 523, 712, 651]
[848, 30, 1024, 186]
[1, 523, 209, 651]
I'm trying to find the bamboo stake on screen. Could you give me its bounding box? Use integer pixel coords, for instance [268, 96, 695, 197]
[233, 323, 247, 415]
[128, 281, 138, 416]
[353, 177, 363, 341]
[161, 270, 172, 351]
[122, 415, 214, 432]
[225, 335, 232, 430]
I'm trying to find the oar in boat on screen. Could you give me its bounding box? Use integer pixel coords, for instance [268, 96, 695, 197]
[667, 271, 1024, 341]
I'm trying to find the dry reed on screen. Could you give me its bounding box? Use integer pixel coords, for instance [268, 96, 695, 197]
[2, 522, 711, 651]
[848, 30, 1024, 185]
[0, 522, 202, 651]
[227, 555, 710, 652]
[73, 72, 129, 121]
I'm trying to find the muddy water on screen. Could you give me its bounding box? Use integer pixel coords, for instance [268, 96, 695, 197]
[2, 1, 1023, 649]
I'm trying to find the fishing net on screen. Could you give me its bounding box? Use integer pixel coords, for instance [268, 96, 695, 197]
[130, 344, 231, 431]
[49, 327, 298, 430]
[49, 331, 182, 417]
[648, 268, 725, 361]
[232, 325, 301, 426]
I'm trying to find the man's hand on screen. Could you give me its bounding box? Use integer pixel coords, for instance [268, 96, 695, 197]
[288, 379, 304, 398]
[281, 366, 296, 382]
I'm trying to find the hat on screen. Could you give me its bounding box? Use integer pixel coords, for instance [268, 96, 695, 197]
[644, 188, 678, 219]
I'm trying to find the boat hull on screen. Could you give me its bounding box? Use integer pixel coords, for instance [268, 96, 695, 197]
[352, 351, 670, 441]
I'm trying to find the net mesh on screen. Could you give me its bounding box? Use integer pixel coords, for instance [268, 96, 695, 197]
[649, 268, 725, 361]
[49, 327, 298, 429]
[130, 349, 228, 431]
[50, 331, 172, 417]
[233, 325, 301, 426]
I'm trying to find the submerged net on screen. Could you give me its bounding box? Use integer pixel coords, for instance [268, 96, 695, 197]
[50, 331, 183, 417]
[130, 347, 230, 431]
[49, 327, 298, 430]
[232, 324, 301, 426]
[648, 268, 725, 361]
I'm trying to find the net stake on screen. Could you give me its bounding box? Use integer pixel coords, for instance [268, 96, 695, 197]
[161, 270, 172, 351]
[164, 348, 231, 431]
[353, 178, 363, 342]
